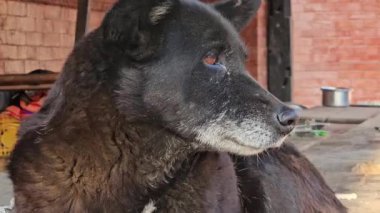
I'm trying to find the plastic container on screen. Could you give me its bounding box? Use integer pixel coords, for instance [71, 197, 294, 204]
[0, 115, 20, 157]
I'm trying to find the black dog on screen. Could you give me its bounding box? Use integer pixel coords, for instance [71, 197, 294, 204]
[9, 0, 345, 212]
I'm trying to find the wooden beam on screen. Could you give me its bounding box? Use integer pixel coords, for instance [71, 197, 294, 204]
[75, 0, 91, 42]
[267, 0, 292, 102]
[0, 84, 53, 91]
[0, 74, 58, 86]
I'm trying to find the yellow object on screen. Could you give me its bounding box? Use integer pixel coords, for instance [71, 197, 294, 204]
[0, 114, 20, 157]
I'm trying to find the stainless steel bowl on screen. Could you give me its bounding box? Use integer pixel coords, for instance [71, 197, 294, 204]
[321, 87, 351, 107]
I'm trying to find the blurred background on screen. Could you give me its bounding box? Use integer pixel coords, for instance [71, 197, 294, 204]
[1, 0, 380, 106]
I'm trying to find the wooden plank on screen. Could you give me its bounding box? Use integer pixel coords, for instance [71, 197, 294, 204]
[75, 0, 91, 42]
[267, 0, 292, 102]
[0, 74, 58, 86]
[301, 106, 380, 124]
[0, 84, 53, 91]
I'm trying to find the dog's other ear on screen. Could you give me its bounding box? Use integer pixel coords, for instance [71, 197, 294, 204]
[213, 0, 261, 31]
[102, 0, 177, 60]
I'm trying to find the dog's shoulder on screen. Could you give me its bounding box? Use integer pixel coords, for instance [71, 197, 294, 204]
[157, 152, 241, 212]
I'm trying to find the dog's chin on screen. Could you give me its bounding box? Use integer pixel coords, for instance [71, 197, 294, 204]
[218, 141, 264, 156]
[197, 135, 289, 156]
[219, 135, 288, 156]
[193, 119, 290, 156]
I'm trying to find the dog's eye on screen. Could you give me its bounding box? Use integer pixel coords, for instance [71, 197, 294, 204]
[203, 50, 227, 73]
[203, 52, 219, 65]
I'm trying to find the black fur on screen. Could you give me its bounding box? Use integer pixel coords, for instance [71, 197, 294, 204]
[8, 0, 345, 212]
[233, 143, 347, 213]
[214, 0, 261, 30]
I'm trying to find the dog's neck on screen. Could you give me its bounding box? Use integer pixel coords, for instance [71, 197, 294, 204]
[55, 91, 198, 211]
[116, 122, 197, 187]
[42, 67, 200, 210]
[101, 118, 199, 211]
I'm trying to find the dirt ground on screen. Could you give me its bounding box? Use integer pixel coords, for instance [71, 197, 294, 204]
[292, 108, 380, 213]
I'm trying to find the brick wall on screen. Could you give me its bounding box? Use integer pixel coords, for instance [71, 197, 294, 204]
[242, 1, 267, 87]
[0, 0, 113, 74]
[0, 0, 267, 87]
[292, 0, 380, 106]
[3, 0, 380, 106]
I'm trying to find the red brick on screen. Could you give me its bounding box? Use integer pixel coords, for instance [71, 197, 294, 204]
[89, 11, 105, 30]
[17, 46, 27, 59]
[60, 34, 74, 47]
[51, 47, 71, 59]
[102, 2, 114, 11]
[43, 5, 61, 20]
[349, 11, 377, 20]
[0, 45, 18, 59]
[238, 1, 267, 86]
[353, 92, 380, 103]
[18, 46, 36, 60]
[36, 47, 53, 60]
[292, 96, 320, 108]
[60, 8, 77, 22]
[25, 60, 41, 71]
[363, 71, 380, 78]
[294, 71, 338, 80]
[91, 1, 104, 12]
[0, 61, 4, 74]
[18, 17, 36, 32]
[321, 79, 352, 87]
[366, 38, 380, 46]
[35, 19, 53, 33]
[40, 60, 64, 72]
[43, 33, 61, 47]
[51, 47, 60, 59]
[7, 1, 27, 16]
[53, 20, 71, 34]
[26, 32, 43, 46]
[27, 3, 44, 18]
[0, 31, 5, 44]
[352, 63, 380, 71]
[351, 79, 378, 88]
[2, 17, 16, 30]
[293, 88, 321, 97]
[0, 1, 7, 15]
[5, 31, 26, 45]
[43, 20, 55, 33]
[338, 71, 363, 79]
[4, 60, 25, 74]
[295, 79, 322, 88]
[68, 22, 76, 35]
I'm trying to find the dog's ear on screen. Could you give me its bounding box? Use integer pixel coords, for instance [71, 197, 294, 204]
[102, 0, 177, 60]
[213, 0, 261, 31]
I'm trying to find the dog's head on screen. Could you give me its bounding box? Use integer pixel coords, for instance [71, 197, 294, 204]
[100, 0, 299, 155]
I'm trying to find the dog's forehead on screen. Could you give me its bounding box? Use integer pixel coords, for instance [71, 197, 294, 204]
[178, 0, 245, 48]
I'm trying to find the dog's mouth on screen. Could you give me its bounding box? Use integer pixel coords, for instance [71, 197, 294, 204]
[193, 116, 293, 156]
[221, 134, 289, 155]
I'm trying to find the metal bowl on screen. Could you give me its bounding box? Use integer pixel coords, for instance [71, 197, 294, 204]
[321, 87, 351, 107]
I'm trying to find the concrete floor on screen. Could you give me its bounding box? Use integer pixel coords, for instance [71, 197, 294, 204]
[0, 172, 12, 206]
[294, 108, 380, 213]
[1, 107, 380, 212]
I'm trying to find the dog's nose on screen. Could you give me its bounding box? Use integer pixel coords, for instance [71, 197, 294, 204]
[277, 108, 300, 129]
